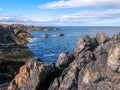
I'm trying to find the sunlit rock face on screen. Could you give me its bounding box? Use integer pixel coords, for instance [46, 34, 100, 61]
[107, 46, 120, 72]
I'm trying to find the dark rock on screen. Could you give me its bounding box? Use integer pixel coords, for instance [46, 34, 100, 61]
[42, 34, 50, 38]
[0, 59, 25, 90]
[0, 23, 34, 89]
[0, 26, 34, 60]
[57, 33, 64, 36]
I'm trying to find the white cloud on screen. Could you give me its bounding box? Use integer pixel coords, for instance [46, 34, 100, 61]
[37, 9, 120, 25]
[0, 8, 3, 10]
[39, 0, 120, 9]
[0, 9, 120, 26]
[0, 15, 44, 25]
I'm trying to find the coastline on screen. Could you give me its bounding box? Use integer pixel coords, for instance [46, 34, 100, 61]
[0, 23, 120, 90]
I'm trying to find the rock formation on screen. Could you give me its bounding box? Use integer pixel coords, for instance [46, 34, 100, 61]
[0, 23, 34, 89]
[0, 23, 59, 31]
[42, 34, 50, 38]
[0, 24, 34, 60]
[57, 33, 64, 37]
[8, 32, 120, 90]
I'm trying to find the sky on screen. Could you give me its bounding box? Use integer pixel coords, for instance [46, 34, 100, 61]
[0, 0, 120, 26]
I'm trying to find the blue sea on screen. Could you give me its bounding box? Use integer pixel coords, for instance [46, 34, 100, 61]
[27, 26, 120, 63]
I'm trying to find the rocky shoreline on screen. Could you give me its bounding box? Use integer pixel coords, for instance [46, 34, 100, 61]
[0, 23, 34, 89]
[7, 32, 120, 90]
[0, 23, 120, 90]
[0, 23, 59, 31]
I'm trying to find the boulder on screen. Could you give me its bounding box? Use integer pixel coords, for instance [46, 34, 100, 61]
[73, 35, 98, 57]
[56, 53, 75, 70]
[42, 34, 50, 38]
[57, 33, 64, 36]
[8, 59, 59, 90]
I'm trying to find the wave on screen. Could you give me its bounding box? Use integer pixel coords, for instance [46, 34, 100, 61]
[44, 54, 55, 57]
[51, 35, 57, 37]
[29, 38, 39, 42]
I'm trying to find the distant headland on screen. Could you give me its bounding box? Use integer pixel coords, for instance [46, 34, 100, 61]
[0, 23, 59, 31]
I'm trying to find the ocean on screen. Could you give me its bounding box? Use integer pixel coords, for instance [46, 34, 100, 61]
[27, 26, 120, 63]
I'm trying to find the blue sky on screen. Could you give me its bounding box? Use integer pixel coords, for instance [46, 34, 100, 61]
[0, 0, 120, 26]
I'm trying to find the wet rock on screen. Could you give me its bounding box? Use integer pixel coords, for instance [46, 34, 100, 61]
[42, 34, 50, 38]
[57, 33, 64, 37]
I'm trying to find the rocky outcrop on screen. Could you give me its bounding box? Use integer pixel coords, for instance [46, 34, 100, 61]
[0, 23, 59, 31]
[8, 59, 60, 90]
[96, 32, 110, 44]
[56, 53, 75, 70]
[57, 33, 64, 37]
[48, 32, 120, 90]
[0, 23, 34, 89]
[0, 24, 34, 60]
[42, 34, 50, 38]
[8, 32, 120, 90]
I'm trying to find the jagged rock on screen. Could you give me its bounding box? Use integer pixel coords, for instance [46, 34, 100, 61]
[73, 35, 98, 57]
[8, 59, 59, 90]
[0, 27, 34, 60]
[49, 32, 120, 90]
[7, 32, 120, 90]
[96, 32, 110, 44]
[56, 53, 75, 70]
[42, 34, 50, 38]
[107, 45, 120, 72]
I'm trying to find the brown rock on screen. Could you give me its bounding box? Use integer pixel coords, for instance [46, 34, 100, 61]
[96, 32, 110, 44]
[107, 45, 120, 72]
[8, 59, 59, 90]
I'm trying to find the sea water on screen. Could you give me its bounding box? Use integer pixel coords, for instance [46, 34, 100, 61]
[27, 26, 120, 63]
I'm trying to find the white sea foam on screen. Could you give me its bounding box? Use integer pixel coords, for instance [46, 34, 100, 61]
[44, 54, 55, 57]
[51, 35, 57, 37]
[29, 38, 38, 42]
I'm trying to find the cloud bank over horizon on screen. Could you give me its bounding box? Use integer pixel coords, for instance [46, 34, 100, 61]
[1, 9, 120, 26]
[0, 0, 120, 26]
